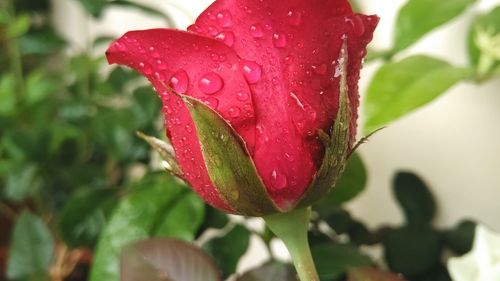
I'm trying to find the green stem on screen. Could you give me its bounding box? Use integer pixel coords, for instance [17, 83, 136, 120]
[264, 208, 319, 281]
[6, 0, 25, 97]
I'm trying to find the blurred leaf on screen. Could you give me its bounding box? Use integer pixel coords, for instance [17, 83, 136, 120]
[75, 0, 106, 17]
[323, 208, 354, 234]
[349, 222, 375, 245]
[6, 211, 54, 280]
[394, 0, 476, 51]
[311, 242, 373, 281]
[59, 188, 119, 248]
[442, 220, 476, 255]
[204, 225, 251, 279]
[19, 29, 66, 55]
[4, 164, 40, 202]
[6, 14, 30, 38]
[130, 86, 161, 129]
[121, 238, 221, 281]
[197, 206, 230, 235]
[89, 174, 204, 281]
[25, 72, 57, 105]
[347, 267, 406, 281]
[383, 225, 441, 277]
[363, 55, 470, 134]
[236, 261, 297, 281]
[467, 7, 500, 76]
[0, 75, 16, 116]
[315, 153, 367, 208]
[394, 172, 436, 225]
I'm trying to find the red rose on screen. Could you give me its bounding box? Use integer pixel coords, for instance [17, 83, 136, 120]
[106, 0, 377, 216]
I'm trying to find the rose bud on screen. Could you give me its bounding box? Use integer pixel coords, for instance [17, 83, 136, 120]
[106, 0, 378, 216]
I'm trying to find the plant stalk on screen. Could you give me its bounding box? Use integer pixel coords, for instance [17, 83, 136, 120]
[264, 208, 319, 281]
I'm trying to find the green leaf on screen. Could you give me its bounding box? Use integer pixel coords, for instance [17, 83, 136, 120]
[0, 74, 16, 116]
[467, 7, 500, 77]
[182, 96, 278, 215]
[59, 188, 119, 248]
[203, 225, 251, 279]
[25, 72, 57, 105]
[236, 261, 297, 281]
[383, 225, 441, 277]
[363, 55, 470, 134]
[393, 172, 436, 225]
[89, 174, 205, 281]
[442, 220, 476, 255]
[121, 239, 221, 281]
[19, 29, 66, 55]
[6, 14, 30, 38]
[394, 0, 476, 51]
[4, 164, 41, 202]
[6, 211, 54, 280]
[311, 242, 373, 281]
[315, 153, 367, 207]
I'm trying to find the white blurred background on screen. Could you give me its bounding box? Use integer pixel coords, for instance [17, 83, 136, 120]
[51, 0, 500, 270]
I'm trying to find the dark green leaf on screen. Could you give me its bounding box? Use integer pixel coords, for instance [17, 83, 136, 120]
[393, 172, 436, 225]
[383, 225, 441, 277]
[19, 29, 66, 55]
[323, 208, 354, 234]
[4, 164, 40, 202]
[363, 55, 470, 134]
[89, 174, 205, 281]
[0, 75, 16, 116]
[394, 0, 476, 51]
[6, 211, 54, 280]
[442, 220, 476, 255]
[196, 205, 230, 238]
[75, 0, 106, 17]
[316, 153, 367, 207]
[204, 225, 251, 279]
[59, 188, 119, 248]
[121, 238, 221, 281]
[311, 242, 373, 281]
[236, 261, 298, 281]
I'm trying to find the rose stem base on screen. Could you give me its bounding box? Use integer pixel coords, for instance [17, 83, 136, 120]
[263, 208, 320, 281]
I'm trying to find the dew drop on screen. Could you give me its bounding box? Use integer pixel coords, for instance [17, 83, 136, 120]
[156, 59, 167, 70]
[228, 106, 241, 118]
[170, 69, 189, 93]
[250, 24, 264, 38]
[273, 33, 287, 48]
[139, 62, 152, 75]
[312, 64, 327, 75]
[216, 10, 233, 27]
[345, 15, 365, 36]
[270, 169, 288, 189]
[241, 61, 262, 84]
[187, 24, 202, 33]
[207, 25, 219, 36]
[114, 41, 126, 51]
[185, 124, 193, 133]
[215, 31, 235, 47]
[284, 153, 295, 162]
[237, 91, 249, 101]
[287, 10, 302, 26]
[204, 97, 220, 109]
[199, 72, 224, 94]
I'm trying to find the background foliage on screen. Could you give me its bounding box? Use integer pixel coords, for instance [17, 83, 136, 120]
[0, 0, 499, 280]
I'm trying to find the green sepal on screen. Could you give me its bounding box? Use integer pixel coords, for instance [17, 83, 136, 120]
[180, 95, 280, 216]
[136, 131, 183, 176]
[296, 41, 351, 208]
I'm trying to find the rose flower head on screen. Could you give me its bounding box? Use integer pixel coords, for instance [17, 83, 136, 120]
[106, 0, 378, 216]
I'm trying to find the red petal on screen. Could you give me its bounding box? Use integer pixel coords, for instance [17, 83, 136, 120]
[190, 0, 378, 208]
[107, 29, 259, 212]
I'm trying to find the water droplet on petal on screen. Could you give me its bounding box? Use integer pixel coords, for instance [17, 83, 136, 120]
[312, 64, 327, 75]
[207, 25, 219, 36]
[345, 15, 365, 36]
[204, 97, 219, 109]
[228, 106, 241, 118]
[284, 153, 295, 162]
[287, 10, 302, 26]
[241, 61, 262, 84]
[139, 62, 152, 75]
[187, 24, 202, 33]
[185, 124, 193, 133]
[199, 72, 224, 94]
[270, 169, 288, 189]
[114, 41, 126, 51]
[170, 69, 189, 93]
[215, 31, 235, 47]
[273, 33, 287, 48]
[237, 91, 249, 101]
[216, 10, 233, 27]
[250, 24, 264, 38]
